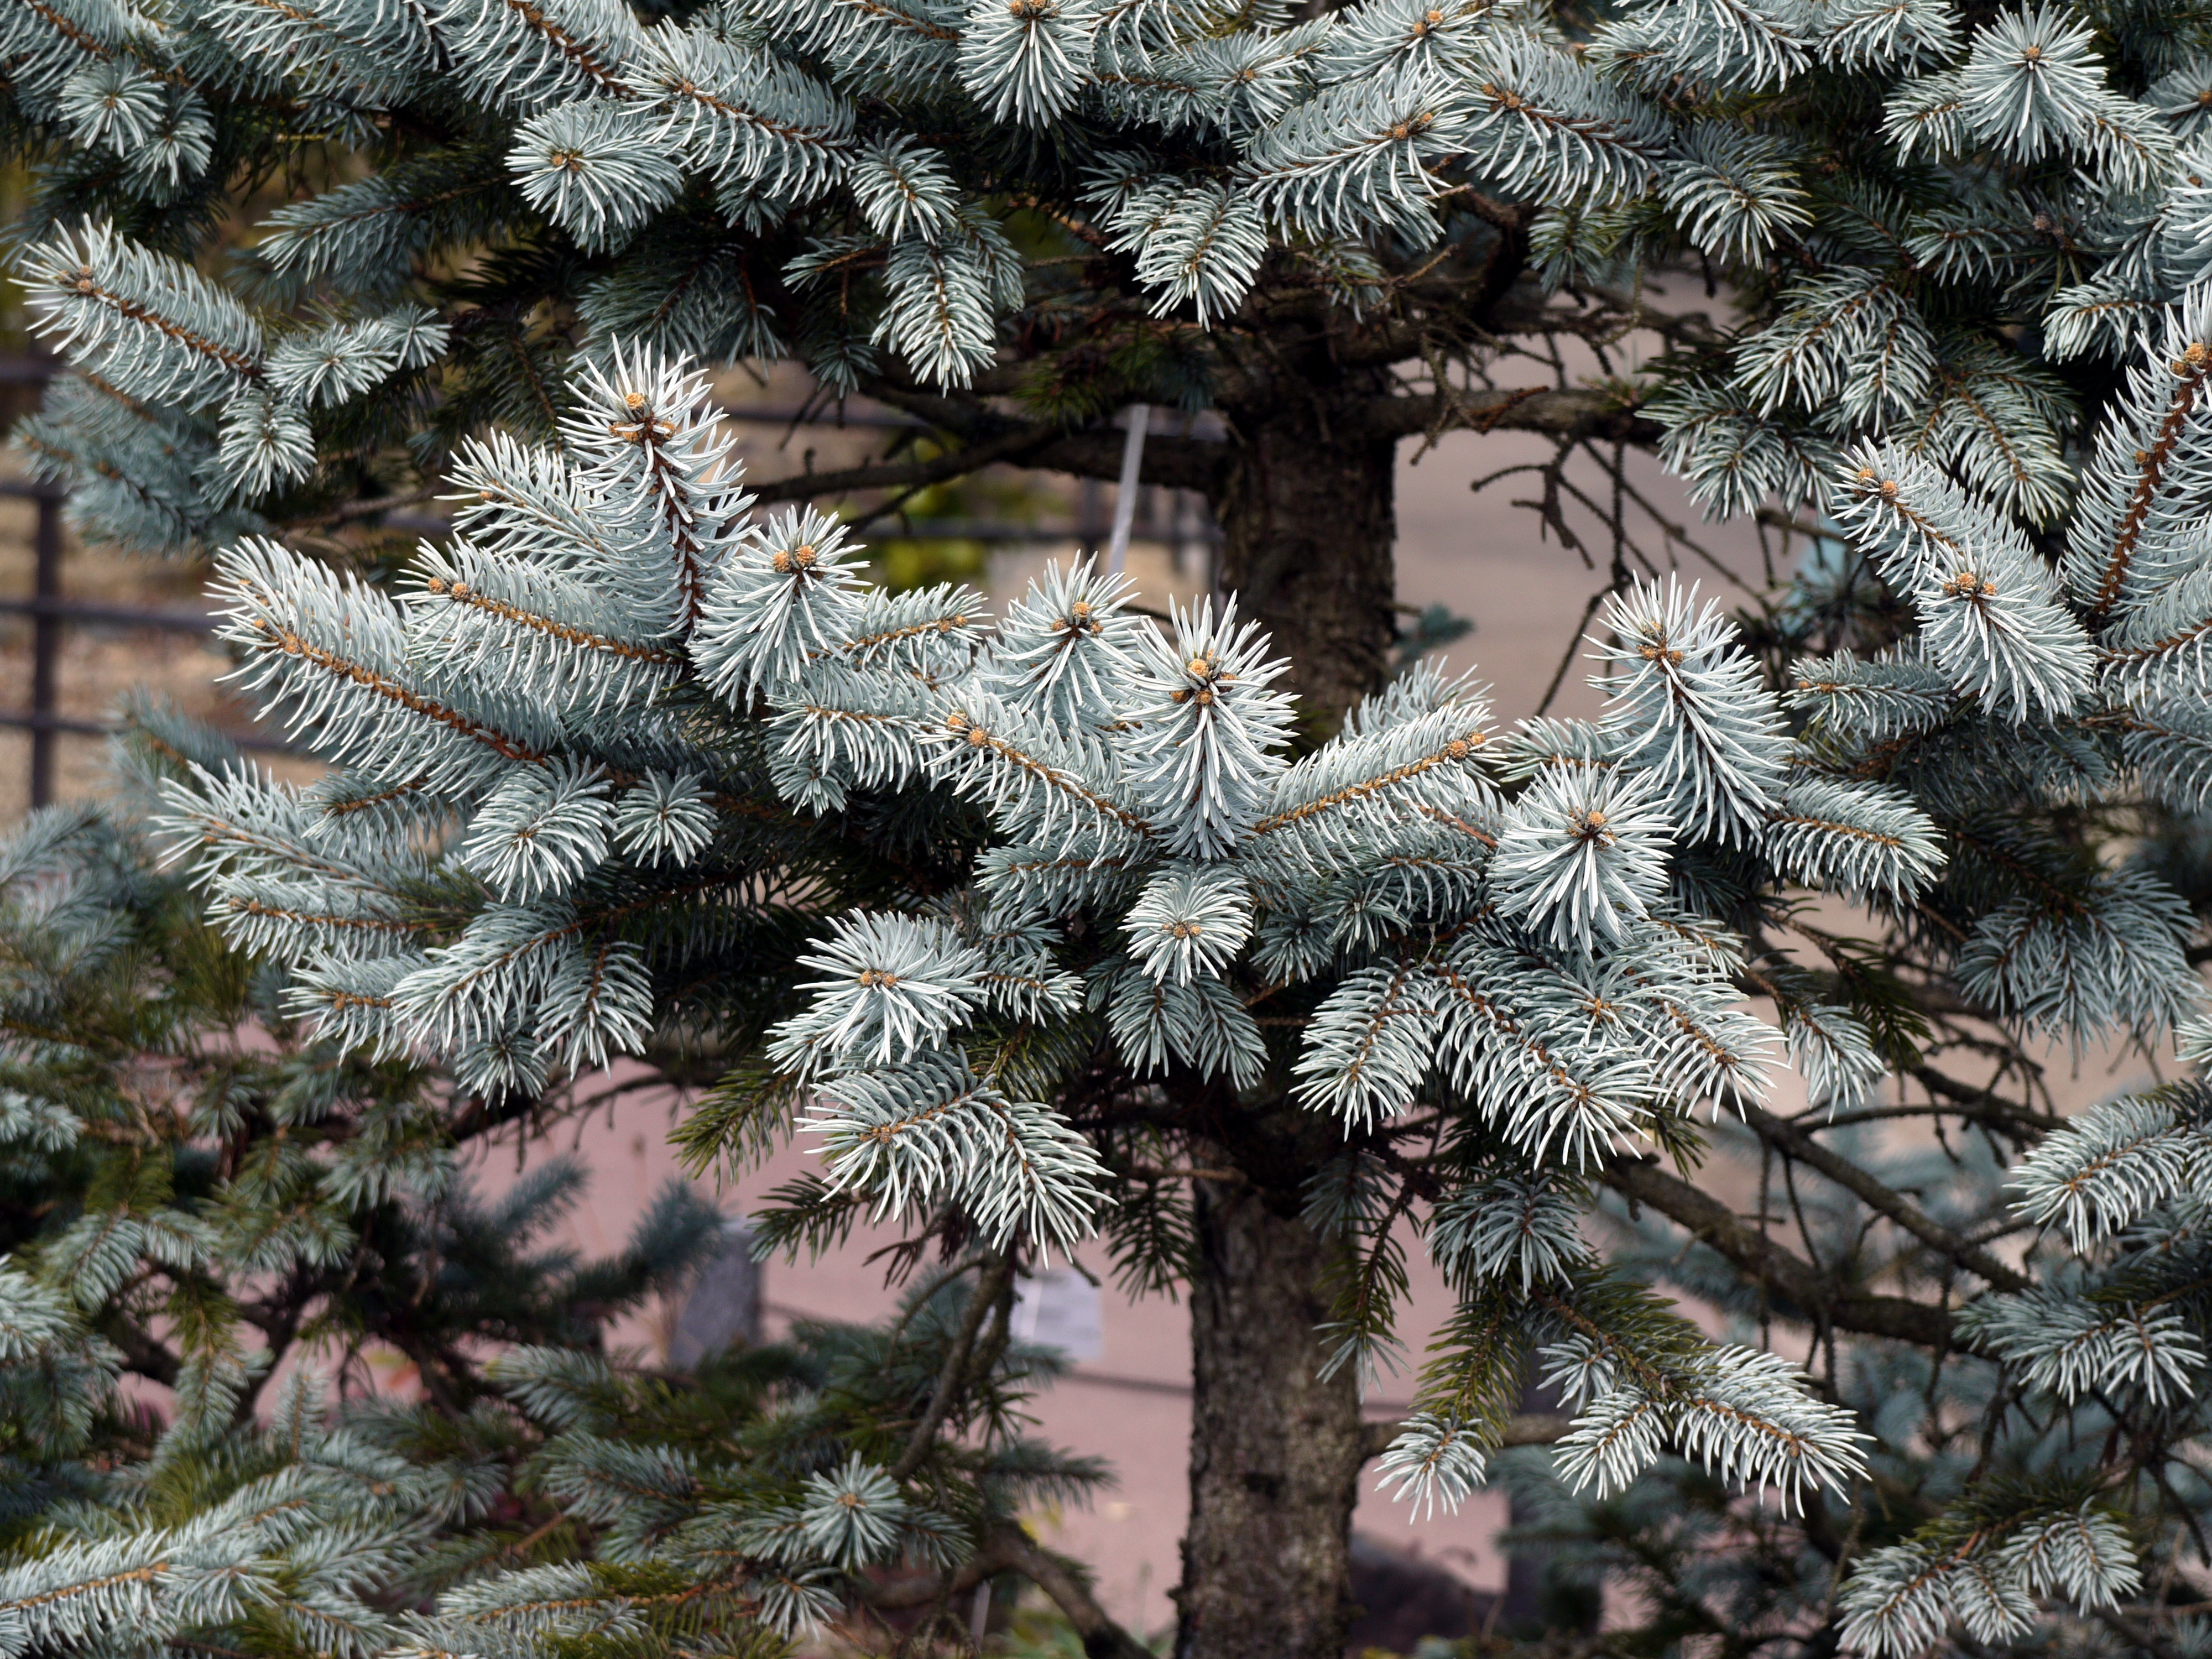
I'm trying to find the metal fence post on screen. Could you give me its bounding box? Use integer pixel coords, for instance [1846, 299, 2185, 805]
[28, 489, 60, 810]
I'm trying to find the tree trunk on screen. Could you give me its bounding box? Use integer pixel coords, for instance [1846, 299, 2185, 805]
[1211, 377, 1400, 725]
[1176, 1160, 1364, 1659]
[1171, 385, 1398, 1659]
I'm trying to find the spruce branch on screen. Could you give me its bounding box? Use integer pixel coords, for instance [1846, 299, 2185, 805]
[22, 17, 2212, 1647]
[1601, 1155, 1955, 1348]
[1358, 1410, 1573, 1462]
[980, 1521, 1154, 1659]
[1735, 1102, 2029, 1291]
[1368, 385, 1663, 444]
[748, 421, 1080, 504]
[891, 1250, 1016, 1480]
[244, 614, 549, 764]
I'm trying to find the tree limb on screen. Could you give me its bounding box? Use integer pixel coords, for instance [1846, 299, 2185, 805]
[281, 489, 440, 532]
[2100, 1608, 2192, 1659]
[863, 1527, 1031, 1610]
[750, 424, 1072, 505]
[892, 1251, 1016, 1481]
[865, 384, 1227, 489]
[1358, 1411, 1572, 1463]
[752, 378, 1658, 508]
[1601, 1155, 1955, 1348]
[1907, 1065, 2064, 1135]
[983, 1520, 1156, 1659]
[1366, 388, 1662, 444]
[752, 403, 1225, 502]
[102, 1315, 180, 1387]
[1738, 1103, 2028, 1292]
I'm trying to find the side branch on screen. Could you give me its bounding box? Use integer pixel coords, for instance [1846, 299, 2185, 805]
[984, 1522, 1155, 1659]
[1358, 1411, 1571, 1462]
[1601, 1155, 1955, 1348]
[246, 618, 547, 764]
[752, 383, 1642, 505]
[1738, 1103, 2028, 1292]
[750, 419, 1224, 503]
[2090, 343, 2211, 622]
[860, 384, 1227, 490]
[891, 1251, 1015, 1481]
[751, 422, 1069, 505]
[1368, 388, 1662, 445]
[865, 1516, 1152, 1658]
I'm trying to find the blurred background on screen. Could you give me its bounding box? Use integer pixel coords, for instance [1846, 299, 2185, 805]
[0, 261, 1784, 1645]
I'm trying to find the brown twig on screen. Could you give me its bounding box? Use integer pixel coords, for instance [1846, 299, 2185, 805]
[891, 1251, 1016, 1481]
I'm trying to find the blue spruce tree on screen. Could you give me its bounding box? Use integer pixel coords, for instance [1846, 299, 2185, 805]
[9, 1, 2212, 1656]
[0, 717, 1112, 1659]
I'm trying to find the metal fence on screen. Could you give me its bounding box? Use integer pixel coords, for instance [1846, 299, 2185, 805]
[0, 472, 298, 807]
[0, 371, 1216, 809]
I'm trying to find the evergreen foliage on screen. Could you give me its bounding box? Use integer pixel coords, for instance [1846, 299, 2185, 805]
[0, 726, 1100, 1659]
[20, 0, 2212, 1655]
[12, 0, 2174, 557]
[48, 326, 2205, 1659]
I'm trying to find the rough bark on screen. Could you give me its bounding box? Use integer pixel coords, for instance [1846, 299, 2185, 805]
[1209, 373, 1401, 724]
[1176, 1162, 1365, 1659]
[1165, 367, 1406, 1659]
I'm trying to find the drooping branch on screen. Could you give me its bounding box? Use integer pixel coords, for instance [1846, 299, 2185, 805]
[100, 1314, 181, 1388]
[863, 1527, 1031, 1611]
[1009, 1528, 1155, 1659]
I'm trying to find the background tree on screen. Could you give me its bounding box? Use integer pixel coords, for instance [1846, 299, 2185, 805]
[0, 717, 1111, 1659]
[12, 1, 2212, 1656]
